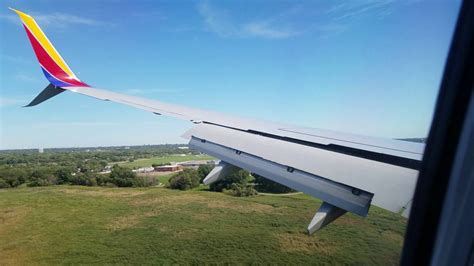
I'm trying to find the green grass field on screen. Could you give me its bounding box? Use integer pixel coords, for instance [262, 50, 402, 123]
[114, 154, 214, 168]
[0, 186, 406, 264]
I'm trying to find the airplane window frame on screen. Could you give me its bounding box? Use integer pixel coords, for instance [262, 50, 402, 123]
[401, 0, 474, 264]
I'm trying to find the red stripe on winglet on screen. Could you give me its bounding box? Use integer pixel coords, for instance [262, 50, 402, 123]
[23, 24, 88, 87]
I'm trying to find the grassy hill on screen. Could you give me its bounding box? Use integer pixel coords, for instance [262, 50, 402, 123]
[0, 186, 406, 264]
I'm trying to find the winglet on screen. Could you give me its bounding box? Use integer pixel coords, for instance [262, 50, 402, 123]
[8, 7, 20, 14]
[9, 8, 89, 88]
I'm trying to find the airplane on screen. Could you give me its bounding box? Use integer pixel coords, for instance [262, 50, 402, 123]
[9, 8, 425, 234]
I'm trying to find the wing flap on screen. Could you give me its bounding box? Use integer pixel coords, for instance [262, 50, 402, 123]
[185, 123, 417, 216]
[188, 134, 374, 216]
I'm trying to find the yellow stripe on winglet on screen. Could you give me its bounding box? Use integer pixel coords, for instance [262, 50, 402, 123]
[9, 8, 77, 78]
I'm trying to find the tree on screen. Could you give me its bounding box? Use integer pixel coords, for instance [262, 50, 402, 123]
[252, 173, 295, 193]
[0, 167, 27, 188]
[197, 164, 214, 182]
[168, 169, 200, 190]
[96, 174, 113, 187]
[209, 169, 250, 192]
[70, 172, 98, 186]
[28, 168, 57, 187]
[109, 165, 136, 187]
[55, 167, 73, 184]
[0, 178, 10, 188]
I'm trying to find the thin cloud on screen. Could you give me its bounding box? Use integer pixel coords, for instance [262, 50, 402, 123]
[0, 11, 110, 29]
[130, 10, 168, 22]
[124, 88, 185, 95]
[0, 97, 24, 107]
[312, 23, 349, 38]
[0, 13, 19, 24]
[1, 54, 34, 65]
[243, 21, 298, 39]
[32, 122, 123, 128]
[326, 0, 396, 21]
[14, 73, 42, 83]
[196, 1, 408, 40]
[164, 26, 203, 33]
[197, 2, 238, 37]
[197, 2, 298, 39]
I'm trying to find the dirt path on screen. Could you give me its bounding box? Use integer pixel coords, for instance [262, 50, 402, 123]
[258, 192, 303, 197]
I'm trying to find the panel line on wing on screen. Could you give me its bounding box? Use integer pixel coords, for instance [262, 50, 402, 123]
[279, 128, 423, 155]
[201, 121, 421, 170]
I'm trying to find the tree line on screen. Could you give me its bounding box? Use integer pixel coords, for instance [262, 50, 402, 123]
[0, 164, 157, 188]
[0, 144, 199, 166]
[1, 162, 294, 196]
[0, 145, 295, 195]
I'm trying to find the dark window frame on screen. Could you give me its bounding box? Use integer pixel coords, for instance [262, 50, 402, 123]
[401, 0, 474, 264]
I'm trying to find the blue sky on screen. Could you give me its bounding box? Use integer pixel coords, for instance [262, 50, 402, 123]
[0, 0, 461, 149]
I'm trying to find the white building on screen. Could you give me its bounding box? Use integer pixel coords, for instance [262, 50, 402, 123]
[132, 167, 155, 173]
[177, 160, 218, 169]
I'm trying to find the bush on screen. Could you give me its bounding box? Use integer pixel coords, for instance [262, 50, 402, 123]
[70, 173, 97, 186]
[168, 169, 200, 190]
[224, 183, 257, 197]
[109, 165, 136, 187]
[3, 176, 23, 188]
[0, 178, 10, 188]
[252, 174, 295, 193]
[0, 167, 27, 188]
[27, 170, 57, 187]
[69, 175, 87, 186]
[209, 169, 250, 192]
[96, 175, 112, 186]
[197, 164, 214, 182]
[55, 168, 73, 184]
[133, 175, 158, 187]
[27, 176, 57, 187]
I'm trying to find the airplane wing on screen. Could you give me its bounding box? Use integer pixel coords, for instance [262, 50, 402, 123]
[10, 8, 424, 234]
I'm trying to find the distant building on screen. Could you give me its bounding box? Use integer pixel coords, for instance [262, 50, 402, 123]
[154, 164, 182, 172]
[38, 148, 44, 153]
[178, 160, 218, 169]
[133, 167, 155, 173]
[178, 146, 189, 150]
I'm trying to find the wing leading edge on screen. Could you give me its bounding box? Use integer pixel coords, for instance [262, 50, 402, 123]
[11, 8, 424, 234]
